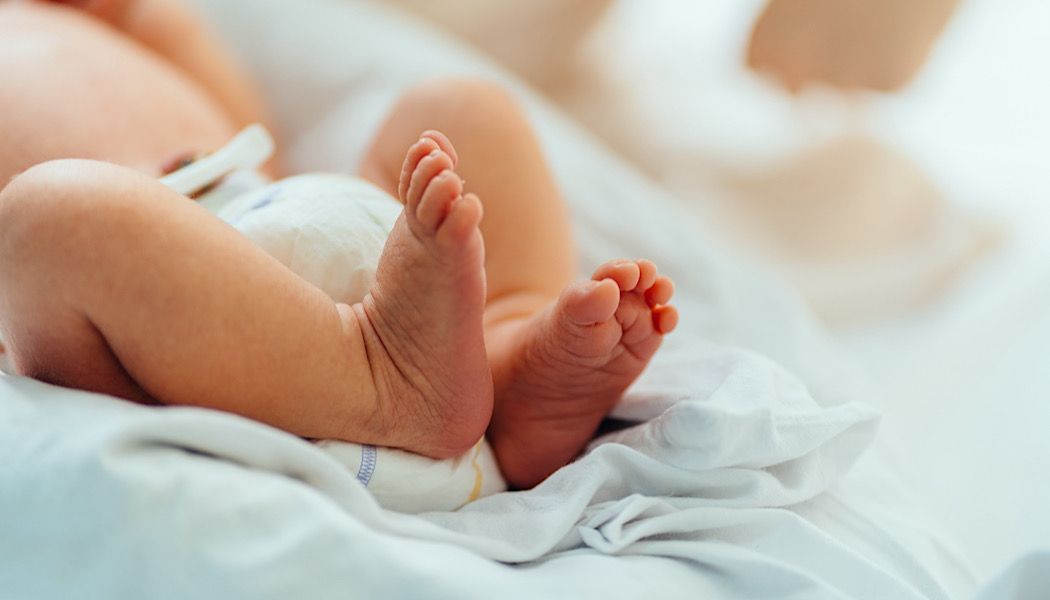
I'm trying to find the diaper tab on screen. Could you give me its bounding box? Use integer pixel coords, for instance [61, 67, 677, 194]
[160, 124, 275, 197]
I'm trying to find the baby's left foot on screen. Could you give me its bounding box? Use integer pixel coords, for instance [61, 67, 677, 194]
[488, 259, 678, 488]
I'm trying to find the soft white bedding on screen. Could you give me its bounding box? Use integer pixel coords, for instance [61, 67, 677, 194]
[0, 0, 1041, 597]
[558, 0, 1050, 584]
[836, 1, 1050, 578]
[838, 217, 1050, 579]
[0, 346, 893, 598]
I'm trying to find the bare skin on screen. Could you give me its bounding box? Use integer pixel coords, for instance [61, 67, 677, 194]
[0, 152, 492, 458]
[0, 1, 678, 488]
[748, 0, 959, 92]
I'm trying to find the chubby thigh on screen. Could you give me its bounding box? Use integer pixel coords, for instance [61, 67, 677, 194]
[0, 159, 390, 444]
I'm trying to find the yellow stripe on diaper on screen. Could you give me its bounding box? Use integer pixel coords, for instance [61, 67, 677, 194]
[467, 441, 485, 503]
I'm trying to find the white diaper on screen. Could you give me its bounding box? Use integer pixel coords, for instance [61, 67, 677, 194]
[162, 125, 506, 513]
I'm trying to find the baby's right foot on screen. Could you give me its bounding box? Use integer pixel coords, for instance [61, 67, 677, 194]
[351, 131, 493, 458]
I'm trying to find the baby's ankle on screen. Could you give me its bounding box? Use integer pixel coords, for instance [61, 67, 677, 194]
[347, 300, 492, 459]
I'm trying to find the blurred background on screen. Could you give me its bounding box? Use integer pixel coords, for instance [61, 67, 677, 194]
[381, 0, 1049, 578]
[385, 0, 1049, 323]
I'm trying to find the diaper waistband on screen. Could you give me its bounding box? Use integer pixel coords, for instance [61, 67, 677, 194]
[194, 169, 272, 215]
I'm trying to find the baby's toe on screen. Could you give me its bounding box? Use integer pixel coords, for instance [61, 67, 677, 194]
[616, 293, 658, 345]
[420, 130, 459, 166]
[654, 305, 679, 334]
[407, 150, 456, 214]
[558, 279, 621, 326]
[644, 276, 675, 308]
[635, 259, 658, 291]
[592, 260, 641, 291]
[435, 192, 482, 248]
[417, 169, 464, 233]
[399, 138, 440, 202]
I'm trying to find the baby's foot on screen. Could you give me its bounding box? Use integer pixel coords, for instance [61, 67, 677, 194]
[353, 131, 492, 458]
[489, 260, 678, 488]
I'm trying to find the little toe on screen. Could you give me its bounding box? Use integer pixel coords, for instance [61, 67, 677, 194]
[654, 305, 679, 334]
[635, 259, 658, 291]
[420, 130, 459, 166]
[435, 192, 483, 247]
[399, 138, 440, 201]
[417, 170, 464, 233]
[407, 150, 456, 214]
[592, 260, 641, 291]
[558, 278, 621, 326]
[644, 276, 675, 308]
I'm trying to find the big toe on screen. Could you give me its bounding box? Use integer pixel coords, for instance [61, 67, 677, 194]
[557, 278, 620, 326]
[592, 260, 641, 291]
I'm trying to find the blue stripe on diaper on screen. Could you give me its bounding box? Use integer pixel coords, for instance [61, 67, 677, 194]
[357, 445, 377, 487]
[248, 190, 277, 211]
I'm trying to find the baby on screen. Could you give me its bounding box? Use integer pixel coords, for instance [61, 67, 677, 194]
[0, 0, 678, 490]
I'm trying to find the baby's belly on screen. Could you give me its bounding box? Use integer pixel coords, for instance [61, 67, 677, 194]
[0, 4, 235, 183]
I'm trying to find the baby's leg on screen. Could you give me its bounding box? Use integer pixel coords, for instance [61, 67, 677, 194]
[0, 159, 491, 458]
[360, 79, 678, 487]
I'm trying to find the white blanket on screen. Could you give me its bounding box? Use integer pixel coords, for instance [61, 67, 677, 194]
[0, 0, 991, 597]
[0, 342, 891, 598]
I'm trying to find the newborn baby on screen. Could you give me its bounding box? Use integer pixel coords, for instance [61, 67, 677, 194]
[0, 0, 678, 491]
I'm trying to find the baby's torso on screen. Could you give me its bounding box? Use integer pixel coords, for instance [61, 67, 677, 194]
[0, 3, 234, 183]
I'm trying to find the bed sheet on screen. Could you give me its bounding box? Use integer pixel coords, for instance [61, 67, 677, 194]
[837, 215, 1050, 580]
[554, 0, 1050, 584]
[837, 0, 1050, 579]
[0, 0, 1019, 597]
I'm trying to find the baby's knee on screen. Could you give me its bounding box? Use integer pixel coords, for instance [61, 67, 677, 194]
[3, 159, 109, 223]
[0, 159, 153, 265]
[399, 77, 527, 132]
[0, 161, 68, 260]
[3, 158, 144, 207]
[408, 77, 519, 108]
